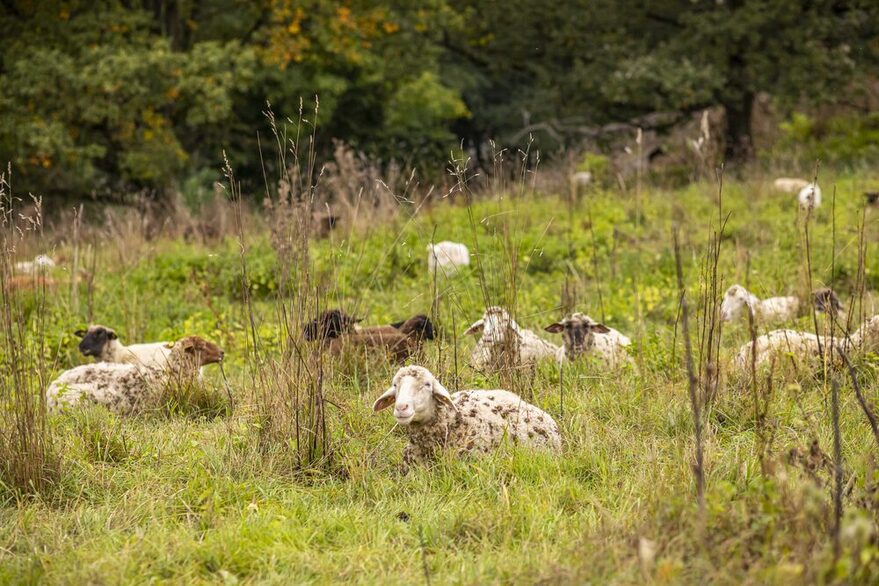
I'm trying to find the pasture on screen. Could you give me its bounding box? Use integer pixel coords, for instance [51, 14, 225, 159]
[2, 167, 879, 584]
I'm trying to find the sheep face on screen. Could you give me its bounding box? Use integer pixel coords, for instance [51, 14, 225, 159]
[544, 313, 609, 356]
[464, 307, 518, 343]
[167, 336, 224, 368]
[812, 288, 843, 315]
[303, 309, 361, 341]
[392, 314, 435, 341]
[720, 285, 755, 321]
[373, 365, 456, 426]
[75, 325, 118, 358]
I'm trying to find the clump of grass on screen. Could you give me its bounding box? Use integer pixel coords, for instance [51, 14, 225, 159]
[0, 166, 60, 500]
[67, 407, 134, 464]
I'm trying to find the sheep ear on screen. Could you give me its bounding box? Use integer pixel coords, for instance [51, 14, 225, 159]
[463, 319, 484, 336]
[74, 329, 86, 338]
[431, 381, 457, 412]
[372, 387, 397, 412]
[592, 324, 611, 334]
[544, 323, 564, 334]
[108, 331, 118, 340]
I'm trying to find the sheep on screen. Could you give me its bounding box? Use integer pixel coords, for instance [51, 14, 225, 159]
[427, 241, 470, 274]
[733, 315, 879, 370]
[544, 312, 633, 367]
[75, 325, 173, 369]
[303, 309, 435, 362]
[464, 306, 560, 371]
[570, 171, 593, 197]
[47, 335, 224, 414]
[372, 365, 561, 471]
[773, 178, 810, 193]
[720, 285, 843, 325]
[328, 315, 435, 362]
[14, 254, 55, 274]
[797, 183, 821, 210]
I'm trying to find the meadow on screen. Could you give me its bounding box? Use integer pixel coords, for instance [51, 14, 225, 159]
[2, 163, 879, 584]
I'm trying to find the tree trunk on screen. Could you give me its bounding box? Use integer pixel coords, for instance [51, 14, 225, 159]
[723, 91, 755, 164]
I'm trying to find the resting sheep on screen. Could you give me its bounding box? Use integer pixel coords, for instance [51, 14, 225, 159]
[14, 254, 55, 274]
[544, 312, 633, 367]
[720, 285, 842, 325]
[303, 309, 435, 362]
[47, 335, 224, 414]
[464, 306, 560, 371]
[75, 324, 173, 369]
[373, 365, 561, 471]
[427, 241, 470, 274]
[734, 315, 879, 370]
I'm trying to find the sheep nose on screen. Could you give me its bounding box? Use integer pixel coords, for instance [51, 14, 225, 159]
[219, 350, 225, 360]
[395, 402, 410, 412]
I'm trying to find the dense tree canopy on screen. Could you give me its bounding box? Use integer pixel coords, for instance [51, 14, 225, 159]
[1, 0, 876, 199]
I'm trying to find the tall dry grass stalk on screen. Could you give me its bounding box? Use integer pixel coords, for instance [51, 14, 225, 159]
[0, 167, 60, 499]
[224, 100, 333, 473]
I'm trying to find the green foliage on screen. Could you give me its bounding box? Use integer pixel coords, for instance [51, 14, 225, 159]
[781, 111, 879, 165]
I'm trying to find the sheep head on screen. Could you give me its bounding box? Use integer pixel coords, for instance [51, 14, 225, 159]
[812, 288, 843, 315]
[720, 285, 757, 321]
[166, 336, 224, 370]
[544, 313, 609, 356]
[75, 325, 118, 359]
[463, 306, 519, 342]
[303, 309, 361, 341]
[373, 365, 456, 426]
[392, 314, 435, 341]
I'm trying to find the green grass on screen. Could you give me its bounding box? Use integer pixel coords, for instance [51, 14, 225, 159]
[3, 170, 879, 583]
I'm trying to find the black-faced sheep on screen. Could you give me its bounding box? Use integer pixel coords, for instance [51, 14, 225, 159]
[75, 324, 173, 369]
[720, 285, 843, 325]
[544, 312, 632, 367]
[303, 309, 435, 362]
[373, 365, 561, 471]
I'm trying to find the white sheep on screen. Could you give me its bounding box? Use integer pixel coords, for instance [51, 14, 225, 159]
[797, 183, 821, 210]
[47, 336, 224, 415]
[427, 241, 470, 274]
[570, 171, 593, 196]
[75, 324, 173, 369]
[721, 285, 843, 325]
[544, 312, 633, 367]
[464, 306, 560, 371]
[14, 254, 55, 274]
[372, 365, 561, 471]
[734, 315, 879, 370]
[773, 178, 810, 193]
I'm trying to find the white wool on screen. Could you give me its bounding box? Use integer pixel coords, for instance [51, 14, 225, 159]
[48, 344, 205, 415]
[773, 178, 809, 193]
[720, 285, 799, 325]
[571, 171, 593, 187]
[373, 365, 561, 471]
[15, 254, 55, 274]
[547, 312, 633, 368]
[465, 307, 559, 370]
[797, 183, 821, 210]
[427, 241, 470, 273]
[734, 316, 879, 369]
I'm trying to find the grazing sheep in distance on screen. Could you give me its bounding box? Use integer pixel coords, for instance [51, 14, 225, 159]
[797, 183, 821, 210]
[720, 285, 843, 325]
[570, 171, 593, 196]
[773, 178, 810, 193]
[75, 325, 174, 369]
[544, 312, 633, 367]
[47, 335, 224, 415]
[733, 315, 879, 370]
[427, 241, 470, 274]
[373, 365, 561, 471]
[464, 306, 560, 371]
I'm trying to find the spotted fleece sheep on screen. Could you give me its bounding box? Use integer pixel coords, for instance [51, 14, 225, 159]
[373, 365, 561, 471]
